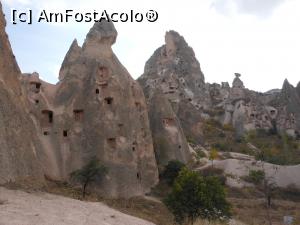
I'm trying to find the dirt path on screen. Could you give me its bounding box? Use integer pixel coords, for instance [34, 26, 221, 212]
[0, 187, 155, 225]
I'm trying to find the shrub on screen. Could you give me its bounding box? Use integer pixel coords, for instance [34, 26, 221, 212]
[164, 168, 231, 225]
[196, 150, 206, 159]
[161, 160, 186, 185]
[244, 170, 265, 185]
[200, 167, 226, 185]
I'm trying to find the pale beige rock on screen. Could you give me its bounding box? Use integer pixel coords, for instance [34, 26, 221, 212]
[0, 2, 43, 184]
[0, 187, 155, 225]
[20, 20, 159, 198]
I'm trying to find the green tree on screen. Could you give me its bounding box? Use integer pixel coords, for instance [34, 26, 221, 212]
[162, 160, 186, 185]
[164, 168, 231, 225]
[209, 148, 219, 168]
[70, 158, 108, 198]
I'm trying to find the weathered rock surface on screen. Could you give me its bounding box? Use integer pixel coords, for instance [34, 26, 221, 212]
[20, 21, 158, 197]
[0, 2, 43, 184]
[138, 31, 205, 167]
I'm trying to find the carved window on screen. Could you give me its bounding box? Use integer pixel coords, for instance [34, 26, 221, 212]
[73, 109, 84, 122]
[107, 138, 116, 149]
[41, 110, 53, 126]
[105, 97, 113, 105]
[30, 82, 41, 93]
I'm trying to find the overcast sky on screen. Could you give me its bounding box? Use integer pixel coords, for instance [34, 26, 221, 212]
[2, 0, 300, 92]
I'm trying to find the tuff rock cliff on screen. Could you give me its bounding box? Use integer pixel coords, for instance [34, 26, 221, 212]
[20, 21, 158, 197]
[0, 2, 43, 184]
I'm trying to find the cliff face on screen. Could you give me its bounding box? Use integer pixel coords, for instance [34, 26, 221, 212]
[0, 2, 43, 184]
[21, 20, 158, 197]
[138, 31, 206, 167]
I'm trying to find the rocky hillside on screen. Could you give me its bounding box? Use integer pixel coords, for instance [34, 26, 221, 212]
[138, 30, 300, 159]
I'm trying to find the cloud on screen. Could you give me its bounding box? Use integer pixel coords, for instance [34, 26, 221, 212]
[211, 0, 286, 18]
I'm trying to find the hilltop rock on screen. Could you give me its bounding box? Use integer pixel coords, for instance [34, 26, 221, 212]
[139, 30, 213, 152]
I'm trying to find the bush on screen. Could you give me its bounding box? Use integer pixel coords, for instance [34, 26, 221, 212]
[200, 167, 226, 185]
[196, 150, 206, 159]
[243, 170, 265, 185]
[161, 160, 186, 185]
[164, 168, 231, 225]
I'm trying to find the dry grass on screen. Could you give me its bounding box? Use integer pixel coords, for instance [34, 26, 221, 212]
[2, 179, 300, 225]
[229, 198, 300, 225]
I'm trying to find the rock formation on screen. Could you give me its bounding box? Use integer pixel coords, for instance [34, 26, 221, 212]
[138, 31, 208, 167]
[139, 30, 300, 149]
[1, 1, 300, 198]
[19, 20, 159, 197]
[0, 2, 43, 184]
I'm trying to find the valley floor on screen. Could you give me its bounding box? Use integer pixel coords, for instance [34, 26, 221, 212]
[0, 187, 154, 225]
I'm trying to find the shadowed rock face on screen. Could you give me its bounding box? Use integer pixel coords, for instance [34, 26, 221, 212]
[0, 2, 43, 184]
[148, 90, 191, 171]
[21, 20, 158, 197]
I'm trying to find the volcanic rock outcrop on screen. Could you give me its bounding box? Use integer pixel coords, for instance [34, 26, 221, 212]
[0, 2, 43, 184]
[139, 30, 300, 149]
[138, 31, 209, 167]
[20, 21, 158, 197]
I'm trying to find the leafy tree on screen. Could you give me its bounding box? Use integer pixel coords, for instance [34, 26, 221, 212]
[70, 158, 108, 198]
[164, 168, 231, 225]
[209, 148, 219, 168]
[162, 160, 186, 185]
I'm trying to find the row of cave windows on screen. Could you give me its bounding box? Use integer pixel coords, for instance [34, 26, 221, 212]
[41, 97, 113, 124]
[43, 130, 139, 154]
[43, 129, 142, 180]
[43, 130, 68, 137]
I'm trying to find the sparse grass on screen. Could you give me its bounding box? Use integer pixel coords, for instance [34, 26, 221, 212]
[227, 187, 300, 225]
[202, 119, 300, 165]
[229, 198, 300, 225]
[2, 178, 300, 225]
